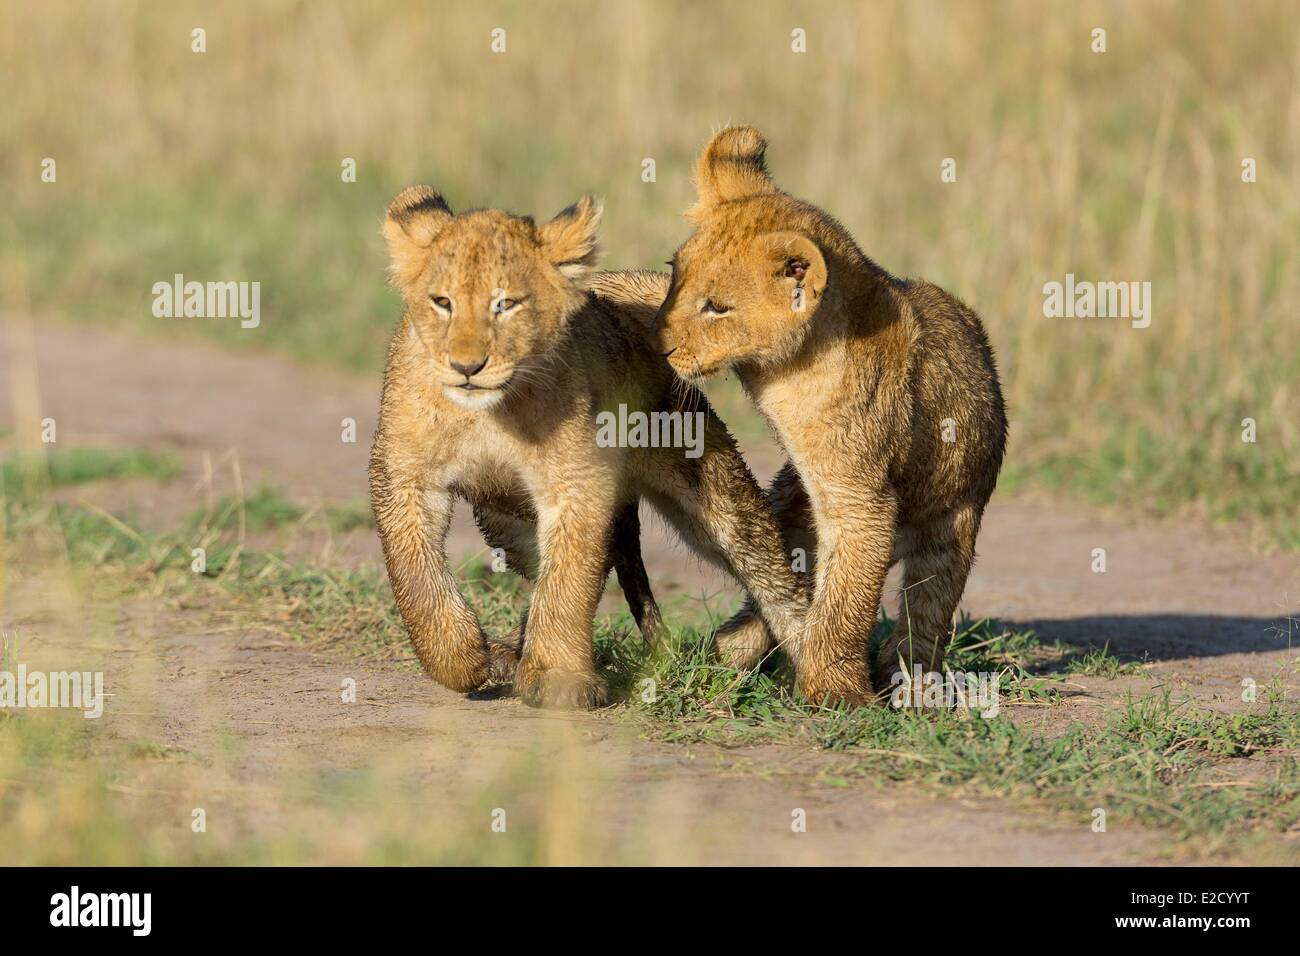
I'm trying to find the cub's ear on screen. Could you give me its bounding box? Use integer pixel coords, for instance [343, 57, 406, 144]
[382, 186, 453, 287]
[538, 195, 603, 282]
[761, 232, 827, 303]
[690, 125, 776, 218]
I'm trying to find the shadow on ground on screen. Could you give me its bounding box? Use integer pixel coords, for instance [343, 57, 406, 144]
[1017, 613, 1298, 661]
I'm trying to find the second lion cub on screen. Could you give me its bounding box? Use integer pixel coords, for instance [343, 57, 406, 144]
[369, 186, 806, 709]
[657, 127, 1008, 702]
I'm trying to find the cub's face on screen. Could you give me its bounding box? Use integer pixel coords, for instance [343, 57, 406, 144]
[658, 221, 827, 379]
[383, 188, 601, 411]
[656, 125, 828, 381]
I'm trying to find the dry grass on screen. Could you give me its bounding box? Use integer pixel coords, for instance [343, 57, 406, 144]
[1, 0, 1296, 538]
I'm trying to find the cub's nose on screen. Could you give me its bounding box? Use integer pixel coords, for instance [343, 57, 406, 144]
[450, 356, 489, 377]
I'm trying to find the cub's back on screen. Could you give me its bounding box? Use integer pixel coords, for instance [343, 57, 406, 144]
[564, 270, 673, 403]
[895, 279, 1008, 511]
[585, 269, 670, 320]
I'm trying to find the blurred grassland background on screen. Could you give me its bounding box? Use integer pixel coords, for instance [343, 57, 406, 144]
[1, 0, 1296, 540]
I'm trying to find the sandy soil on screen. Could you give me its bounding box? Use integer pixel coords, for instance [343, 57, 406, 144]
[3, 316, 1298, 864]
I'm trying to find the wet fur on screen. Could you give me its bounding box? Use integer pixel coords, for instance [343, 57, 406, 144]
[370, 188, 806, 708]
[657, 127, 1008, 702]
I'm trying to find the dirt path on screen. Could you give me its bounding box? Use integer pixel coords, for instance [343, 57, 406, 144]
[4, 317, 1298, 864]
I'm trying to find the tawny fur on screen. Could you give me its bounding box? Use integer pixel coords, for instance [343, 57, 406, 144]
[369, 186, 806, 709]
[657, 127, 1008, 703]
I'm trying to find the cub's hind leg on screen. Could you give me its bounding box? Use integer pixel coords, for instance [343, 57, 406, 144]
[472, 501, 540, 682]
[874, 502, 982, 693]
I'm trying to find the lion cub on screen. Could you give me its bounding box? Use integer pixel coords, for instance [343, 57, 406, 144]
[657, 127, 1008, 702]
[369, 186, 805, 709]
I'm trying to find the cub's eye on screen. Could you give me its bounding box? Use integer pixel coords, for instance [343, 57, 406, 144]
[430, 295, 452, 311]
[492, 297, 520, 314]
[701, 299, 731, 316]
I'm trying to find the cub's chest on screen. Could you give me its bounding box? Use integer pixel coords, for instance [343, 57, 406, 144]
[436, 425, 532, 491]
[436, 415, 608, 500]
[752, 376, 834, 456]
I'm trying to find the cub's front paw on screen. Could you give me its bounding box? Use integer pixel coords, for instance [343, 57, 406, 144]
[415, 623, 494, 693]
[515, 663, 608, 710]
[431, 644, 492, 694]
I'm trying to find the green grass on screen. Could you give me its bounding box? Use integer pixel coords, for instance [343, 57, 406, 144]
[1065, 642, 1148, 679]
[601, 622, 1298, 840]
[183, 486, 305, 535]
[178, 492, 375, 542]
[0, 447, 180, 497]
[320, 500, 377, 533]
